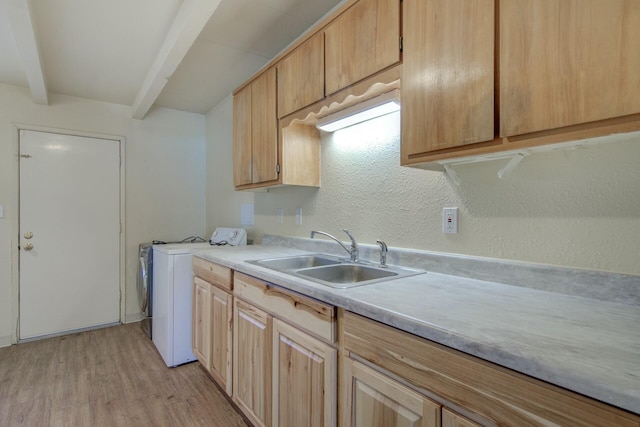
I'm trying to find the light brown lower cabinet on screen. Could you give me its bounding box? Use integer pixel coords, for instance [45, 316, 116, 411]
[343, 310, 640, 427]
[209, 285, 233, 395]
[195, 261, 639, 427]
[343, 358, 441, 427]
[233, 299, 272, 427]
[192, 277, 211, 367]
[441, 408, 481, 427]
[272, 318, 336, 427]
[192, 259, 234, 396]
[232, 272, 337, 427]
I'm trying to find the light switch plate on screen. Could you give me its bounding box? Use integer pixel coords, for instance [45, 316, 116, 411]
[0, 205, 3, 218]
[240, 203, 254, 226]
[295, 208, 302, 225]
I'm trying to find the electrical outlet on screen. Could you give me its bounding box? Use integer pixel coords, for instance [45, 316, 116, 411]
[443, 208, 458, 234]
[295, 208, 302, 225]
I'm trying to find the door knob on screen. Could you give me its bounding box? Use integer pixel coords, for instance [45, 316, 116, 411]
[24, 231, 33, 239]
[24, 243, 34, 251]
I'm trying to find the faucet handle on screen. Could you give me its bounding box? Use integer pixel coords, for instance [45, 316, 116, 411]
[342, 229, 359, 262]
[376, 240, 388, 268]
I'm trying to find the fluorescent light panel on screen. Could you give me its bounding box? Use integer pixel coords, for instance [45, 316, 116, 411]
[316, 90, 400, 132]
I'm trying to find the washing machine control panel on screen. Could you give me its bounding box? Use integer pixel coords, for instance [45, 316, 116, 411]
[210, 227, 247, 246]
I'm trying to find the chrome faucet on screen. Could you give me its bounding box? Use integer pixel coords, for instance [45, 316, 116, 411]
[311, 229, 359, 262]
[376, 240, 388, 268]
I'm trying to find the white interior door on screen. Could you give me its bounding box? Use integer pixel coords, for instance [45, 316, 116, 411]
[19, 130, 121, 340]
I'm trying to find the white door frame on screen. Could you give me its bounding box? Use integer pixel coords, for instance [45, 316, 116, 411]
[10, 123, 126, 344]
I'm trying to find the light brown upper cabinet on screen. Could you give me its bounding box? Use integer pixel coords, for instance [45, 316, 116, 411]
[233, 67, 278, 189]
[277, 33, 325, 118]
[401, 0, 495, 165]
[324, 0, 400, 95]
[500, 0, 640, 137]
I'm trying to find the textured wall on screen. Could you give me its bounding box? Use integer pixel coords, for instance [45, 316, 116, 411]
[205, 100, 640, 276]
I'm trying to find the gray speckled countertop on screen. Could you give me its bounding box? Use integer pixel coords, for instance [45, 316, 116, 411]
[192, 243, 640, 416]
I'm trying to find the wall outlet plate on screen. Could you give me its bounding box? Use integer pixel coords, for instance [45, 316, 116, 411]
[295, 208, 302, 225]
[443, 207, 458, 234]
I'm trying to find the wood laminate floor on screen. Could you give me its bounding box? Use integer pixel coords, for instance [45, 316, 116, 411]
[0, 323, 249, 427]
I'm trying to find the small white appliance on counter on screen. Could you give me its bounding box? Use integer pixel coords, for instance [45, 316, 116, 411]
[152, 227, 246, 367]
[209, 227, 247, 246]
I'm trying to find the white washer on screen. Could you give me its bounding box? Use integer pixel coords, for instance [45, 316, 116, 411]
[152, 242, 212, 367]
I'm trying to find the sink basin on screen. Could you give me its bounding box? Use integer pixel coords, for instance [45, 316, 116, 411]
[250, 254, 342, 270]
[247, 254, 425, 289]
[296, 264, 397, 284]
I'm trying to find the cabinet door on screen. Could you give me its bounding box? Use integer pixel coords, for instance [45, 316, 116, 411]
[192, 277, 211, 367]
[233, 84, 252, 187]
[210, 286, 233, 396]
[401, 0, 494, 162]
[251, 67, 278, 184]
[272, 319, 336, 427]
[344, 359, 440, 427]
[500, 0, 640, 137]
[325, 0, 400, 95]
[277, 33, 325, 118]
[233, 299, 272, 427]
[442, 408, 481, 427]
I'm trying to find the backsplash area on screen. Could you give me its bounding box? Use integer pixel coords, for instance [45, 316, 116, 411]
[263, 234, 640, 307]
[206, 95, 640, 277]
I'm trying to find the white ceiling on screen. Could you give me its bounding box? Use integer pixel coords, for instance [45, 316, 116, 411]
[0, 0, 344, 116]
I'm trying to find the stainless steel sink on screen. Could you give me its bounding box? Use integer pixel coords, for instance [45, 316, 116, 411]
[247, 254, 425, 288]
[250, 254, 342, 270]
[296, 263, 397, 284]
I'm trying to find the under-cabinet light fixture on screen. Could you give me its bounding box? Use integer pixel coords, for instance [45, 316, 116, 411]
[315, 90, 400, 132]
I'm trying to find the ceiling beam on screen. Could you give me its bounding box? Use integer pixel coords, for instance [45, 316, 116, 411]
[131, 0, 221, 119]
[4, 0, 48, 104]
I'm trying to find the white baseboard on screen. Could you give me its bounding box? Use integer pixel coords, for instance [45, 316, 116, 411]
[0, 335, 12, 348]
[125, 312, 144, 324]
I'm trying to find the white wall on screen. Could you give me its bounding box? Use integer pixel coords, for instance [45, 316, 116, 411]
[0, 83, 206, 346]
[205, 98, 640, 276]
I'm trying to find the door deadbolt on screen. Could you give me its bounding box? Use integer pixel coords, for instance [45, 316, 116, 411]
[24, 231, 33, 239]
[24, 243, 34, 251]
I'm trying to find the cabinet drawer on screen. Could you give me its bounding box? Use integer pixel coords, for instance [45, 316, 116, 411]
[193, 257, 233, 291]
[234, 272, 336, 343]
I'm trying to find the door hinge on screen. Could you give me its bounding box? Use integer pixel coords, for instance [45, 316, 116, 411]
[399, 36, 403, 52]
[276, 164, 280, 174]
